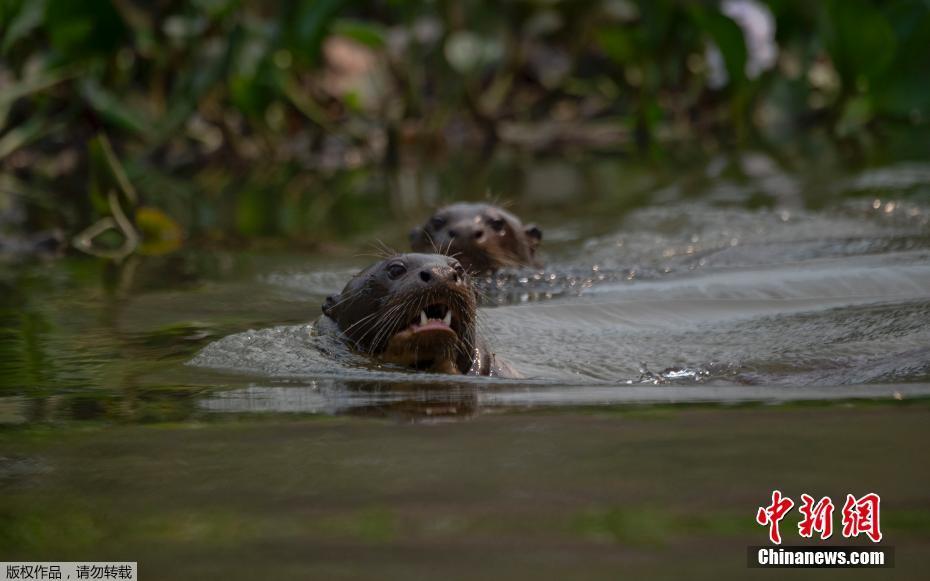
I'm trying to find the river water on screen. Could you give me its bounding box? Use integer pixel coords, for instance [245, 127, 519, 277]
[2, 152, 929, 578]
[193, 161, 930, 412]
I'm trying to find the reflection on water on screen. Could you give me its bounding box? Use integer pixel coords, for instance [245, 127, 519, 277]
[201, 382, 482, 420]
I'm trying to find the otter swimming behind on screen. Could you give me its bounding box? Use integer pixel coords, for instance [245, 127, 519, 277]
[317, 253, 517, 377]
[409, 203, 542, 274]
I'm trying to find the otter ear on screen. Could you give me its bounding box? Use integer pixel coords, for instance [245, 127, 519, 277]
[322, 294, 337, 317]
[524, 224, 542, 250]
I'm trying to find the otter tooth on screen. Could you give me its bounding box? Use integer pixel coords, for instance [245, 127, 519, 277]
[443, 311, 452, 325]
[420, 310, 428, 326]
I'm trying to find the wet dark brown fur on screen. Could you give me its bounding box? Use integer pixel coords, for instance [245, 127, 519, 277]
[409, 203, 542, 274]
[319, 253, 516, 376]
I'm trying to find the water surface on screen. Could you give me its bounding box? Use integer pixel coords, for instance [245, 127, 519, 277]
[2, 153, 929, 578]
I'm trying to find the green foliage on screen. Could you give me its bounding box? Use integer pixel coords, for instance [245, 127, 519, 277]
[44, 0, 127, 59]
[821, 0, 895, 87]
[0, 0, 928, 252]
[284, 0, 347, 65]
[693, 6, 747, 88]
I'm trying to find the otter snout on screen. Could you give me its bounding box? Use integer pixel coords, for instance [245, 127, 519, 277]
[417, 264, 463, 286]
[440, 221, 489, 272]
[445, 219, 487, 246]
[447, 220, 486, 243]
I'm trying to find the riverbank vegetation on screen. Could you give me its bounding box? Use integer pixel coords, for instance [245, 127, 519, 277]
[1, 0, 928, 255]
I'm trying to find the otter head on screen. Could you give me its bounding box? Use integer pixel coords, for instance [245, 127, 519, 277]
[409, 203, 542, 274]
[322, 253, 478, 374]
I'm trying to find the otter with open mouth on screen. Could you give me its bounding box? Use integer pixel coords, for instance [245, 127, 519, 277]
[317, 253, 517, 377]
[409, 203, 542, 274]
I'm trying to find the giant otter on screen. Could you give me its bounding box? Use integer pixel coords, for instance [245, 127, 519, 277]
[317, 253, 517, 377]
[409, 203, 542, 274]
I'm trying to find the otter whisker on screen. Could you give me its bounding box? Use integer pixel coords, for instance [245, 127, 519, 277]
[424, 232, 440, 254]
[359, 302, 408, 351]
[371, 240, 397, 259]
[338, 304, 388, 336]
[345, 302, 410, 353]
[445, 239, 456, 257]
[368, 292, 425, 351]
[326, 285, 370, 311]
[367, 306, 408, 355]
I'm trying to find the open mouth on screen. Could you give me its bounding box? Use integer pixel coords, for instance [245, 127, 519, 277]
[406, 302, 455, 335]
[381, 297, 469, 372]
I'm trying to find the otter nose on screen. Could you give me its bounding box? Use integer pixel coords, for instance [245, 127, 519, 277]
[419, 266, 461, 285]
[447, 221, 484, 244]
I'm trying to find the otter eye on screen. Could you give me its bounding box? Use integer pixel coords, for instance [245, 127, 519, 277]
[488, 217, 506, 232]
[429, 216, 446, 230]
[387, 263, 407, 279]
[452, 262, 466, 278]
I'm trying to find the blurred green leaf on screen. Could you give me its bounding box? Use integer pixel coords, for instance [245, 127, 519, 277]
[0, 117, 52, 158]
[285, 0, 346, 65]
[45, 0, 127, 58]
[0, 67, 77, 111]
[80, 79, 154, 136]
[235, 187, 277, 236]
[692, 6, 747, 88]
[151, 27, 238, 143]
[86, 138, 112, 216]
[821, 0, 896, 86]
[191, 0, 240, 19]
[872, 2, 930, 117]
[595, 27, 634, 64]
[636, 0, 677, 51]
[836, 94, 874, 137]
[872, 75, 930, 118]
[1, 0, 45, 54]
[332, 18, 386, 48]
[136, 207, 183, 255]
[280, 74, 332, 128]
